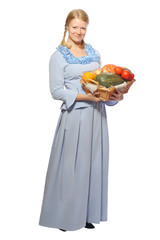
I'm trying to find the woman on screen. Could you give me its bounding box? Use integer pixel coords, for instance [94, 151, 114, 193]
[39, 9, 123, 232]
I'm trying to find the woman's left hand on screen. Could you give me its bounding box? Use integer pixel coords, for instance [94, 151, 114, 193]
[109, 89, 124, 101]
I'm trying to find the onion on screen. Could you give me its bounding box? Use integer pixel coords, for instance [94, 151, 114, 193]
[85, 82, 98, 93]
[92, 69, 102, 76]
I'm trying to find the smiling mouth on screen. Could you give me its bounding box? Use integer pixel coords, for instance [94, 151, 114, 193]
[75, 35, 82, 38]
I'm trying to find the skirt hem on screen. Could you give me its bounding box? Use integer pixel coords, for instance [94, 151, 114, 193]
[39, 218, 108, 231]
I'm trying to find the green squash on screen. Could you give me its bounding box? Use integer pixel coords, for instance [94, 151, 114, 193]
[95, 73, 125, 88]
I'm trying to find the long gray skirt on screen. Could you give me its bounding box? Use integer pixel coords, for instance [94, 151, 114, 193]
[39, 102, 109, 231]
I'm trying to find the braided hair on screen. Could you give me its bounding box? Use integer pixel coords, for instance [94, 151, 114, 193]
[60, 9, 89, 49]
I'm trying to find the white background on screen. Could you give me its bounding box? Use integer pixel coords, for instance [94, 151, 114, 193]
[0, 0, 160, 239]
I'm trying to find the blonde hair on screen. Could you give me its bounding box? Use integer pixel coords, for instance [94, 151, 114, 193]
[60, 9, 89, 49]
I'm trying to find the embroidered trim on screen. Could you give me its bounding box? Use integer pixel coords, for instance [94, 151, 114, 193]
[57, 44, 99, 64]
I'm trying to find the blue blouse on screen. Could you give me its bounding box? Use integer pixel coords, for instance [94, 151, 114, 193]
[49, 44, 117, 110]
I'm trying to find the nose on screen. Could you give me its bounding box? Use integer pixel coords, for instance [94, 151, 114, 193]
[76, 28, 81, 34]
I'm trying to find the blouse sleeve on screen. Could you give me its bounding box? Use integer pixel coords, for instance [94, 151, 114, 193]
[103, 100, 118, 106]
[49, 52, 78, 110]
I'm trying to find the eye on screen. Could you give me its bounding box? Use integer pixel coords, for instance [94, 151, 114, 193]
[81, 27, 86, 30]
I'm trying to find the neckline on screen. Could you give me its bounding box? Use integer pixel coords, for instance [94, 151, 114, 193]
[68, 45, 88, 59]
[57, 44, 99, 64]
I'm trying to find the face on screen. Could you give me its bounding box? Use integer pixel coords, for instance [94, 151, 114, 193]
[67, 18, 87, 45]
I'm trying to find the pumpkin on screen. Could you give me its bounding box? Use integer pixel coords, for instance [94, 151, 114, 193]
[101, 64, 116, 73]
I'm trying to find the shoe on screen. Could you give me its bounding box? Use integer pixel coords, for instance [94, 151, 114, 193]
[59, 229, 67, 232]
[85, 222, 95, 229]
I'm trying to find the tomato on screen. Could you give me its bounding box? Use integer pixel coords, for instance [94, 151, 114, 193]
[121, 70, 131, 80]
[129, 73, 135, 80]
[115, 66, 124, 75]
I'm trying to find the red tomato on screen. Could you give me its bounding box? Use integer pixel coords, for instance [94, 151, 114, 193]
[129, 73, 135, 80]
[115, 66, 124, 75]
[121, 70, 131, 80]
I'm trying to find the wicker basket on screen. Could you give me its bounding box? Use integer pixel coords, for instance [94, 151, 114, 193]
[80, 78, 135, 101]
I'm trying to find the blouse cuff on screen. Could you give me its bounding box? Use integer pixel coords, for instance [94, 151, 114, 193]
[65, 90, 78, 110]
[104, 100, 118, 106]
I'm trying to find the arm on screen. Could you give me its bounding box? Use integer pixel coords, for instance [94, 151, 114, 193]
[104, 89, 124, 106]
[49, 52, 78, 110]
[76, 92, 101, 102]
[104, 100, 118, 106]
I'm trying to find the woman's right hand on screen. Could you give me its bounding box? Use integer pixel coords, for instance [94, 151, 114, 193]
[75, 92, 101, 102]
[86, 92, 101, 102]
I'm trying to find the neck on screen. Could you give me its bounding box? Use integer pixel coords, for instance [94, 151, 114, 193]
[67, 38, 84, 49]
